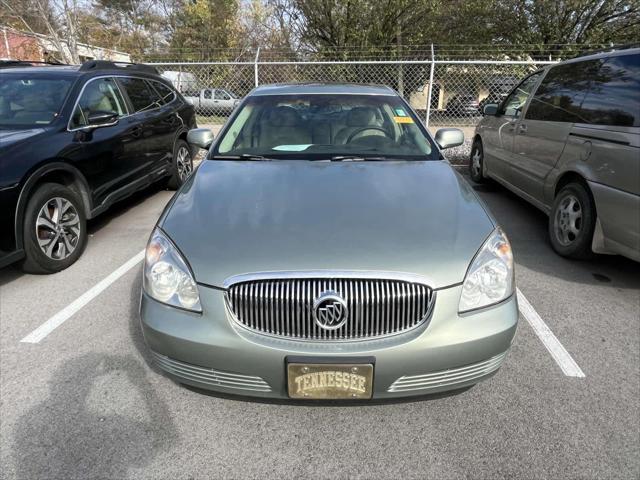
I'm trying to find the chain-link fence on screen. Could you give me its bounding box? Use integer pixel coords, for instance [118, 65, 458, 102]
[149, 58, 553, 133]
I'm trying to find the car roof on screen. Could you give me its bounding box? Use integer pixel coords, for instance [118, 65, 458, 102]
[250, 83, 397, 96]
[560, 46, 640, 66]
[0, 62, 164, 81]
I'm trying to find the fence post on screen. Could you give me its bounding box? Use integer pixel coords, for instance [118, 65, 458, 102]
[254, 47, 261, 87]
[425, 44, 435, 128]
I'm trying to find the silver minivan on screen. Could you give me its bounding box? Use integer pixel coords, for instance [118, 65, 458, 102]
[471, 47, 639, 262]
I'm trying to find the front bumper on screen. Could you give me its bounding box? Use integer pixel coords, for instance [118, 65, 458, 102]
[140, 284, 518, 399]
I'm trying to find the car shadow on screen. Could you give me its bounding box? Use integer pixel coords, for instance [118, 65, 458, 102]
[87, 182, 171, 236]
[465, 174, 640, 290]
[12, 350, 176, 479]
[180, 384, 473, 407]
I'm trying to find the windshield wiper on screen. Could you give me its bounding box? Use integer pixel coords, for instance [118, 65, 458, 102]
[329, 155, 391, 162]
[212, 154, 273, 161]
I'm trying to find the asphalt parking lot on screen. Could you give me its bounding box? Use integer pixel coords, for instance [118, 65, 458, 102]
[1, 168, 638, 479]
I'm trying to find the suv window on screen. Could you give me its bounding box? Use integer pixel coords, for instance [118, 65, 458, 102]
[0, 76, 73, 126]
[151, 81, 176, 105]
[70, 77, 127, 129]
[118, 77, 161, 112]
[580, 53, 640, 127]
[525, 60, 601, 123]
[501, 72, 542, 118]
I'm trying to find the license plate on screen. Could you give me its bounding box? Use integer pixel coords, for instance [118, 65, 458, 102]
[287, 363, 373, 399]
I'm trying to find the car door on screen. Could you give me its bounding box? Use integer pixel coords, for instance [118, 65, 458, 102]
[117, 76, 174, 177]
[509, 60, 600, 203]
[481, 72, 543, 182]
[68, 76, 138, 206]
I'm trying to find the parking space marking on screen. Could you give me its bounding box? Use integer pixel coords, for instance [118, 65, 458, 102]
[20, 250, 145, 344]
[517, 288, 585, 378]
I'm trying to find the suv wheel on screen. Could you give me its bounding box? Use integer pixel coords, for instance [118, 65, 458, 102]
[22, 183, 87, 273]
[548, 182, 595, 259]
[168, 139, 194, 189]
[469, 140, 486, 183]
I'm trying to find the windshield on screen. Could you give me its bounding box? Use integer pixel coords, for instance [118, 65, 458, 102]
[212, 93, 438, 160]
[0, 75, 73, 127]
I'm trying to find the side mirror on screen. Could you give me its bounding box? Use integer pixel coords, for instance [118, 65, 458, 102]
[483, 104, 499, 116]
[86, 111, 118, 128]
[187, 128, 215, 150]
[435, 128, 464, 149]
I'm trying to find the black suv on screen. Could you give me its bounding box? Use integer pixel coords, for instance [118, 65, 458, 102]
[0, 60, 197, 273]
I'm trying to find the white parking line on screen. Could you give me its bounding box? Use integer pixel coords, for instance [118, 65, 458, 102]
[20, 250, 145, 344]
[517, 288, 585, 378]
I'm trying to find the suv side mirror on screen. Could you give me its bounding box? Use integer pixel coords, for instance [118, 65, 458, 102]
[435, 128, 464, 149]
[86, 111, 119, 128]
[483, 104, 499, 116]
[187, 128, 215, 149]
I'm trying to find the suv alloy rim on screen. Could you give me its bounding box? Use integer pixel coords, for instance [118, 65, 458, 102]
[553, 194, 582, 246]
[35, 197, 81, 260]
[176, 146, 193, 181]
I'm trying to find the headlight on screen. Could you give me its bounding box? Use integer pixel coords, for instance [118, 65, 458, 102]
[459, 228, 514, 313]
[143, 228, 202, 312]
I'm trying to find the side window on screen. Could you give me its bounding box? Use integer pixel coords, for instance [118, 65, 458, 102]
[215, 89, 231, 100]
[501, 72, 542, 118]
[525, 60, 600, 122]
[203, 89, 213, 99]
[118, 77, 161, 112]
[151, 81, 176, 105]
[70, 77, 127, 129]
[580, 54, 640, 127]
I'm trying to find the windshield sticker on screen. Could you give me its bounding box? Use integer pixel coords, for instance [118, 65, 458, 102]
[394, 108, 408, 116]
[272, 144, 313, 151]
[393, 116, 414, 124]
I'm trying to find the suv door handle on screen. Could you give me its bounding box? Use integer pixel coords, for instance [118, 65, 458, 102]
[518, 124, 527, 134]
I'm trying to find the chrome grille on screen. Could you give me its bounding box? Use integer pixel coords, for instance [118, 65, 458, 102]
[225, 277, 434, 340]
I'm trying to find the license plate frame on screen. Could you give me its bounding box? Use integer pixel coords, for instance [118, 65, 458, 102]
[286, 357, 375, 400]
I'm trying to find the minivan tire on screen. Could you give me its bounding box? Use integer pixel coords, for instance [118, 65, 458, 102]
[469, 139, 486, 183]
[168, 139, 194, 190]
[548, 182, 595, 259]
[22, 183, 88, 274]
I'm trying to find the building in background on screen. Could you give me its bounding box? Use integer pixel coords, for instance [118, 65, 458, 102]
[1, 26, 131, 63]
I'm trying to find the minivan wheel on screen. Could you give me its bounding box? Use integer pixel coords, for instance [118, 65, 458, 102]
[168, 139, 194, 190]
[469, 140, 486, 183]
[22, 183, 87, 273]
[548, 183, 595, 259]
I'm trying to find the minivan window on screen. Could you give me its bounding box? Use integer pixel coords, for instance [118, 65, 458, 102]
[579, 53, 640, 127]
[525, 60, 601, 123]
[70, 77, 127, 129]
[501, 72, 542, 118]
[118, 77, 161, 112]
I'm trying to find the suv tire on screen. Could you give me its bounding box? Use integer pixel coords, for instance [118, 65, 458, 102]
[548, 182, 595, 259]
[22, 183, 88, 273]
[168, 139, 194, 189]
[469, 139, 486, 183]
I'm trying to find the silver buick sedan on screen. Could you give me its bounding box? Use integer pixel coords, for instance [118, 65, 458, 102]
[140, 83, 518, 400]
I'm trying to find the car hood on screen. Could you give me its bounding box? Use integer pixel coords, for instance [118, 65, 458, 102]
[161, 160, 495, 289]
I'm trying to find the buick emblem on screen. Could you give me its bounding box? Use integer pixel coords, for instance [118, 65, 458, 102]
[313, 291, 348, 330]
